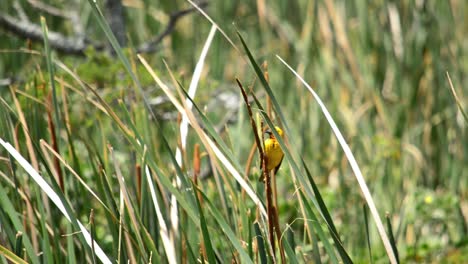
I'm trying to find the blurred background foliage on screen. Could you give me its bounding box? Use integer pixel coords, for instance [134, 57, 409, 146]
[0, 0, 466, 263]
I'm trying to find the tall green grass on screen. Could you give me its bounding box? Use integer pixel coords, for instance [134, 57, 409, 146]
[0, 0, 466, 263]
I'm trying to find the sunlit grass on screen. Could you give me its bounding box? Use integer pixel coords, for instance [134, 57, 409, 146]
[0, 0, 466, 263]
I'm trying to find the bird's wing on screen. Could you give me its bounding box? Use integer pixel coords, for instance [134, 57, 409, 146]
[274, 156, 283, 174]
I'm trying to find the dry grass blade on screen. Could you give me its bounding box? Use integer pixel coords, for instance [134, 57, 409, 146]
[446, 72, 468, 124]
[176, 25, 217, 164]
[171, 24, 217, 243]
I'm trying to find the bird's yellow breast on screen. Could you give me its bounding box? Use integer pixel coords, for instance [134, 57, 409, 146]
[264, 138, 284, 171]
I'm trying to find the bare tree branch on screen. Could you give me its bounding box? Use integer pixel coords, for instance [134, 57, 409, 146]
[137, 1, 208, 53]
[0, 11, 94, 55]
[0, 1, 208, 56]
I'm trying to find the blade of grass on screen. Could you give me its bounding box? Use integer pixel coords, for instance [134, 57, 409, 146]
[236, 31, 290, 134]
[254, 222, 268, 264]
[386, 214, 400, 264]
[34, 190, 52, 264]
[299, 191, 339, 264]
[144, 165, 177, 264]
[176, 25, 217, 165]
[282, 228, 299, 264]
[446, 72, 468, 124]
[41, 17, 63, 193]
[246, 208, 253, 258]
[302, 159, 353, 263]
[0, 244, 28, 264]
[66, 224, 76, 264]
[193, 182, 217, 264]
[172, 25, 217, 244]
[187, 0, 239, 54]
[181, 227, 197, 263]
[40, 17, 60, 145]
[118, 187, 137, 264]
[310, 228, 322, 264]
[363, 204, 373, 264]
[277, 55, 397, 264]
[14, 232, 22, 260]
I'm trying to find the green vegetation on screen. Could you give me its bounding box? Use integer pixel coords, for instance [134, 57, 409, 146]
[0, 0, 466, 263]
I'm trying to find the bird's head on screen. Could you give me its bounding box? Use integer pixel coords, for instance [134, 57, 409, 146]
[266, 126, 283, 139]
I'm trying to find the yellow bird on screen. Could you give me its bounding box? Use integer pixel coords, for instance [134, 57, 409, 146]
[261, 126, 284, 180]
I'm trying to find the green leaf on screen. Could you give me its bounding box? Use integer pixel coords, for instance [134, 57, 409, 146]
[254, 222, 268, 264]
[282, 228, 299, 264]
[299, 191, 339, 264]
[193, 182, 217, 264]
[302, 160, 353, 264]
[386, 214, 400, 264]
[0, 244, 28, 264]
